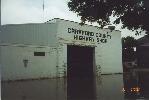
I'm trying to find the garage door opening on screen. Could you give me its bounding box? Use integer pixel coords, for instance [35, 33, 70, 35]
[67, 45, 95, 79]
[67, 45, 96, 100]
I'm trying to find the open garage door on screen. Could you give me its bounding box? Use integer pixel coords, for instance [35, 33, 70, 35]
[67, 45, 94, 78]
[67, 45, 96, 100]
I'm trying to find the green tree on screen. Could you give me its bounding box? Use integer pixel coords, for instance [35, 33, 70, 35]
[122, 36, 137, 49]
[122, 36, 137, 61]
[68, 0, 149, 33]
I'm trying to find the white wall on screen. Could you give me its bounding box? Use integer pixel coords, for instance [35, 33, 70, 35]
[98, 31, 122, 74]
[56, 18, 123, 74]
[56, 44, 67, 77]
[0, 23, 58, 46]
[0, 18, 123, 80]
[1, 45, 57, 80]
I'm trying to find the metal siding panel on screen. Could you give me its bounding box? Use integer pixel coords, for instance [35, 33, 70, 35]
[1, 23, 58, 46]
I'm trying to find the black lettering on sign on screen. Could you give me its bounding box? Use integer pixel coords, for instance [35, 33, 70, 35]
[74, 29, 77, 34]
[97, 38, 100, 44]
[68, 28, 71, 33]
[102, 34, 106, 38]
[99, 33, 102, 37]
[68, 28, 112, 44]
[71, 28, 74, 33]
[76, 30, 78, 34]
[100, 39, 104, 43]
[89, 37, 92, 41]
[81, 31, 84, 35]
[104, 39, 107, 43]
[96, 33, 98, 37]
[76, 30, 80, 34]
[90, 32, 94, 36]
[87, 31, 90, 36]
[97, 38, 100, 42]
[82, 36, 86, 40]
[96, 33, 102, 37]
[100, 39, 107, 43]
[74, 35, 78, 40]
[86, 37, 89, 41]
[78, 30, 81, 34]
[107, 35, 111, 39]
[79, 36, 85, 40]
[84, 31, 88, 36]
[79, 36, 82, 40]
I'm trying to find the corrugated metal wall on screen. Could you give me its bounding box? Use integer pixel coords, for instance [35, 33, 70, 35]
[0, 23, 58, 46]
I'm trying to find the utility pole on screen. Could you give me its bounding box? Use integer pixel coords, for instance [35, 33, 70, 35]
[42, 0, 45, 22]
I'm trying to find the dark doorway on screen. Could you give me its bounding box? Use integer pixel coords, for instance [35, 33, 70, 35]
[67, 45, 96, 100]
[67, 45, 94, 78]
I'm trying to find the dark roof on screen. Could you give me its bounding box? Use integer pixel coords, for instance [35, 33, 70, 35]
[137, 35, 149, 46]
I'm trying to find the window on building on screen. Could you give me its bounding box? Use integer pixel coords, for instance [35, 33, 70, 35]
[34, 52, 45, 56]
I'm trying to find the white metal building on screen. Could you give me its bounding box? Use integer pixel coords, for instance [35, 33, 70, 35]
[0, 18, 122, 81]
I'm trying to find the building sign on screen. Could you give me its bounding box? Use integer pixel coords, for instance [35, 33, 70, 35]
[68, 28, 111, 44]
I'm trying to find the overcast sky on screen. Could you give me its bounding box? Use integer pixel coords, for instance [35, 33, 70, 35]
[1, 0, 145, 38]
